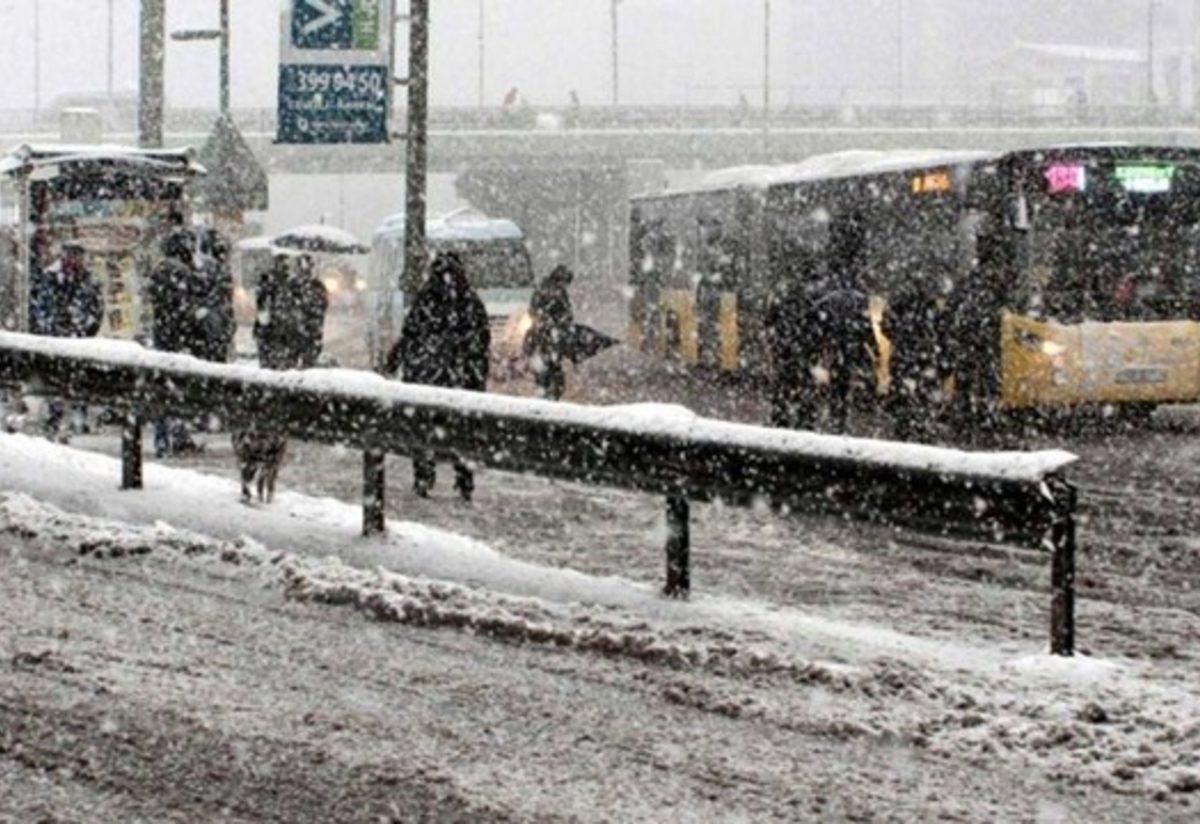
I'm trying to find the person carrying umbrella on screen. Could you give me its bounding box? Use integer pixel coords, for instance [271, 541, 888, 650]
[524, 265, 576, 400]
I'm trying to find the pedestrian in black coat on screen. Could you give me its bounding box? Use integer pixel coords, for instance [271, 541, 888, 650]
[766, 254, 818, 430]
[524, 265, 575, 400]
[148, 230, 200, 355]
[196, 229, 236, 364]
[36, 242, 103, 439]
[38, 243, 103, 340]
[253, 254, 329, 371]
[805, 214, 877, 433]
[387, 252, 490, 500]
[882, 274, 947, 441]
[148, 230, 206, 456]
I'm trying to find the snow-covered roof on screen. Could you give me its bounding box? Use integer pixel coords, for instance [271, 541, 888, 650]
[1015, 41, 1146, 65]
[646, 149, 1000, 198]
[375, 208, 524, 243]
[0, 143, 205, 178]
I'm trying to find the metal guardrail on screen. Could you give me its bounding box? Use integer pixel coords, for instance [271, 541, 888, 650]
[0, 332, 1080, 654]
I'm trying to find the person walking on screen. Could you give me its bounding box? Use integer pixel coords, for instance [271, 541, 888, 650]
[882, 273, 947, 441]
[387, 252, 490, 501]
[525, 264, 575, 400]
[766, 253, 818, 430]
[36, 241, 104, 440]
[253, 253, 329, 371]
[195, 229, 236, 364]
[806, 214, 877, 434]
[148, 229, 205, 456]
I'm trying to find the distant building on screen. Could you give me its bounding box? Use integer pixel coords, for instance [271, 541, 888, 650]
[988, 40, 1194, 109]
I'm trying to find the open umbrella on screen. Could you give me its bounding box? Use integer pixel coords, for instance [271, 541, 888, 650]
[568, 324, 620, 362]
[271, 225, 370, 255]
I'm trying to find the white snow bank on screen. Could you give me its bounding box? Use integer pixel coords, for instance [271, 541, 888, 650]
[0, 332, 1077, 483]
[0, 432, 1104, 688]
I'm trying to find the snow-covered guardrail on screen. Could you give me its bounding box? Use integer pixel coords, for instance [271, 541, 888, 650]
[0, 332, 1081, 654]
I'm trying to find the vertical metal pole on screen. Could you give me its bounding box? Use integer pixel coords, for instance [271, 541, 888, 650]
[664, 496, 690, 597]
[763, 0, 771, 158]
[896, 0, 904, 106]
[121, 413, 143, 490]
[139, 0, 165, 148]
[477, 0, 485, 108]
[1148, 0, 1158, 104]
[611, 0, 620, 107]
[1049, 481, 1077, 657]
[219, 0, 231, 118]
[403, 0, 430, 301]
[363, 449, 386, 536]
[108, 0, 116, 102]
[33, 0, 41, 115]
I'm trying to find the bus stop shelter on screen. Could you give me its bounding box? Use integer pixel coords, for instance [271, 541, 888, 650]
[0, 144, 205, 338]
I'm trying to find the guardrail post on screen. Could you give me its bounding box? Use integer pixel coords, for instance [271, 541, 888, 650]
[664, 495, 690, 597]
[363, 449, 386, 536]
[121, 411, 143, 490]
[1049, 479, 1077, 657]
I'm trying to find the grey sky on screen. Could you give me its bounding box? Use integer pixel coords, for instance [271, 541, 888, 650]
[0, 1, 1191, 110]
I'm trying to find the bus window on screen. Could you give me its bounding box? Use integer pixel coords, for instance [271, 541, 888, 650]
[1028, 159, 1200, 323]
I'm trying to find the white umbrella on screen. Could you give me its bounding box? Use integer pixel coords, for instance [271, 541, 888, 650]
[271, 224, 370, 255]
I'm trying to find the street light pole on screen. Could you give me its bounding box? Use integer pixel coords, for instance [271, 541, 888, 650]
[108, 0, 116, 101]
[478, 0, 485, 107]
[219, 0, 231, 117]
[611, 0, 621, 106]
[763, 0, 771, 157]
[404, 0, 431, 302]
[139, 0, 165, 148]
[1148, 0, 1158, 104]
[33, 0, 41, 114]
[896, 0, 904, 105]
[170, 1, 231, 120]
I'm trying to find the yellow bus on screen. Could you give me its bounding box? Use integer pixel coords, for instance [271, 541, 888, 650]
[628, 146, 1200, 414]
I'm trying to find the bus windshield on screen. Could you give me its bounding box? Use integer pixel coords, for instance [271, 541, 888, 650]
[1026, 159, 1200, 323]
[430, 239, 534, 290]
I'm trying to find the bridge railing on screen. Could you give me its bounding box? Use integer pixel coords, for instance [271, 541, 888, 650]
[2, 104, 1197, 138]
[0, 331, 1080, 655]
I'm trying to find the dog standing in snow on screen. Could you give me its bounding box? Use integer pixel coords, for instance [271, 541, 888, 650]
[233, 430, 287, 504]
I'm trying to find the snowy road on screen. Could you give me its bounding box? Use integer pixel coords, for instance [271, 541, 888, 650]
[3, 351, 1200, 818]
[0, 507, 1181, 822]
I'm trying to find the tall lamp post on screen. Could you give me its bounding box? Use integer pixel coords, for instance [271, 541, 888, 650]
[171, 0, 231, 118]
[1148, 0, 1158, 104]
[478, 0, 486, 107]
[896, 0, 904, 105]
[108, 0, 116, 101]
[611, 0, 622, 106]
[763, 0, 771, 157]
[33, 0, 41, 114]
[139, 0, 165, 148]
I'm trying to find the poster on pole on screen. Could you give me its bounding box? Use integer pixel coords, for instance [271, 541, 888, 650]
[277, 0, 393, 144]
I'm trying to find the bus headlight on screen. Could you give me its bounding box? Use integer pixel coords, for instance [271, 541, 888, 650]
[323, 276, 341, 295]
[1041, 340, 1067, 357]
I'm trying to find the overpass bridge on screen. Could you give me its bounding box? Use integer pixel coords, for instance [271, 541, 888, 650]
[2, 105, 1198, 174]
[3, 125, 1198, 175]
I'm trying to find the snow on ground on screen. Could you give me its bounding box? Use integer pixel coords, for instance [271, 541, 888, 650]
[0, 432, 1080, 674]
[3, 431, 1200, 810]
